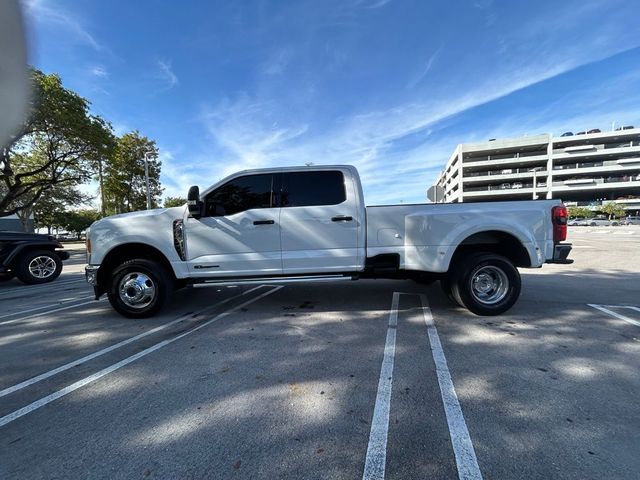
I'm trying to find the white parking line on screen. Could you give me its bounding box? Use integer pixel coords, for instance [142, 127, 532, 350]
[362, 292, 399, 480]
[0, 295, 95, 321]
[0, 278, 86, 297]
[0, 285, 282, 428]
[602, 304, 640, 313]
[363, 293, 482, 480]
[0, 299, 104, 326]
[419, 294, 483, 480]
[0, 285, 268, 398]
[588, 304, 640, 327]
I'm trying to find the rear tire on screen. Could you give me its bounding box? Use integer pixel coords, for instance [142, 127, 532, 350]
[107, 259, 172, 318]
[439, 277, 459, 305]
[450, 252, 521, 316]
[15, 250, 62, 284]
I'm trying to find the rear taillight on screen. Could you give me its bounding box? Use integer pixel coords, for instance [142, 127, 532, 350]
[86, 237, 92, 254]
[552, 205, 568, 242]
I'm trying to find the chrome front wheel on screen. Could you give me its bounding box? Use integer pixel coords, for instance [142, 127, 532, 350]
[118, 272, 156, 309]
[108, 259, 172, 319]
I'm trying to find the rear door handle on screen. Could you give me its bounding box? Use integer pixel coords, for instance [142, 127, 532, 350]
[253, 219, 275, 225]
[331, 216, 353, 222]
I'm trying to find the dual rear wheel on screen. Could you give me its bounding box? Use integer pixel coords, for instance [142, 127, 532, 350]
[440, 252, 521, 316]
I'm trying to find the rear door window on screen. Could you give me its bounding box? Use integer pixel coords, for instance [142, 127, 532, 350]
[281, 171, 346, 207]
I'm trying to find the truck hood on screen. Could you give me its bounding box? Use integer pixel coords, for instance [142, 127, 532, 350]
[87, 206, 187, 266]
[91, 206, 186, 229]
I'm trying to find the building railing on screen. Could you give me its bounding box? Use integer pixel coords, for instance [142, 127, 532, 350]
[552, 141, 640, 155]
[464, 182, 542, 193]
[465, 167, 547, 178]
[463, 150, 547, 163]
[552, 175, 640, 187]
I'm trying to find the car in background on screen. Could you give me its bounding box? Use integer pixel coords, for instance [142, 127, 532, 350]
[512, 182, 523, 189]
[576, 131, 586, 135]
[0, 231, 70, 284]
[624, 216, 640, 225]
[585, 215, 620, 226]
[561, 131, 573, 137]
[587, 128, 601, 134]
[615, 125, 634, 131]
[55, 232, 77, 241]
[568, 218, 589, 226]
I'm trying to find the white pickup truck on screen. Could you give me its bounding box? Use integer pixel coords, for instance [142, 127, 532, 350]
[85, 165, 572, 318]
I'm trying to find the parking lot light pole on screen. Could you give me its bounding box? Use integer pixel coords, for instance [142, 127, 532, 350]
[143, 152, 152, 210]
[530, 167, 544, 200]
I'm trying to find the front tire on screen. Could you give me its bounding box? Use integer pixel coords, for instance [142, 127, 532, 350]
[450, 253, 521, 316]
[107, 259, 172, 318]
[15, 250, 62, 284]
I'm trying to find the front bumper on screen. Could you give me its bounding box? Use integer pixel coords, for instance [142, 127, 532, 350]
[57, 250, 70, 261]
[85, 265, 102, 300]
[546, 243, 573, 264]
[85, 265, 99, 285]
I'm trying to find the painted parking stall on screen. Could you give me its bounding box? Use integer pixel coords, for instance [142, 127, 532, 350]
[1, 230, 639, 479]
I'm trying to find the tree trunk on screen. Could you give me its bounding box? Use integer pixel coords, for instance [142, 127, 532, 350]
[16, 206, 32, 232]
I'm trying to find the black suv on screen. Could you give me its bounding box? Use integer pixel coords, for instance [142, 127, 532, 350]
[0, 231, 70, 284]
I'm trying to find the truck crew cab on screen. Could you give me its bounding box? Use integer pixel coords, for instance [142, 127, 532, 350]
[85, 165, 572, 318]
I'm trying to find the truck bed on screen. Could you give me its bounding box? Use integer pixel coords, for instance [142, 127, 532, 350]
[365, 199, 559, 272]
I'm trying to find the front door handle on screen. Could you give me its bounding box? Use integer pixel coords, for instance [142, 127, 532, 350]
[253, 219, 275, 225]
[331, 215, 353, 222]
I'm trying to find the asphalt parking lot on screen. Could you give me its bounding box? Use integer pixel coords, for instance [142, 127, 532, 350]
[1, 228, 639, 480]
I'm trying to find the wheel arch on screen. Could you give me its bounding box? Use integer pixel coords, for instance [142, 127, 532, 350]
[448, 230, 533, 270]
[97, 243, 177, 297]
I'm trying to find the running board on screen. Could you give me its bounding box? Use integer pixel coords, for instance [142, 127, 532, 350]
[190, 274, 356, 288]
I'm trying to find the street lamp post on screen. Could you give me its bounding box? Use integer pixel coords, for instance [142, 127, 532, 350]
[143, 152, 153, 210]
[529, 166, 544, 200]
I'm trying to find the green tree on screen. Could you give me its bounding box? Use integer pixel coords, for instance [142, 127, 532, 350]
[33, 184, 93, 233]
[164, 196, 186, 208]
[600, 202, 626, 219]
[0, 69, 114, 222]
[567, 206, 591, 218]
[103, 132, 163, 214]
[62, 209, 100, 238]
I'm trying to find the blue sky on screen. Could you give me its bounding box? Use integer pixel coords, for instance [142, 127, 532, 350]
[23, 0, 640, 204]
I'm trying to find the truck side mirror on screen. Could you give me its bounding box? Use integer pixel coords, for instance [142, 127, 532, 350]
[187, 185, 203, 219]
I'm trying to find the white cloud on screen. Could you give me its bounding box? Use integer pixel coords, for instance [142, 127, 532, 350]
[199, 96, 309, 177]
[262, 47, 294, 76]
[23, 0, 102, 51]
[89, 65, 108, 77]
[364, 0, 392, 8]
[406, 47, 441, 90]
[156, 59, 178, 89]
[194, 35, 640, 204]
